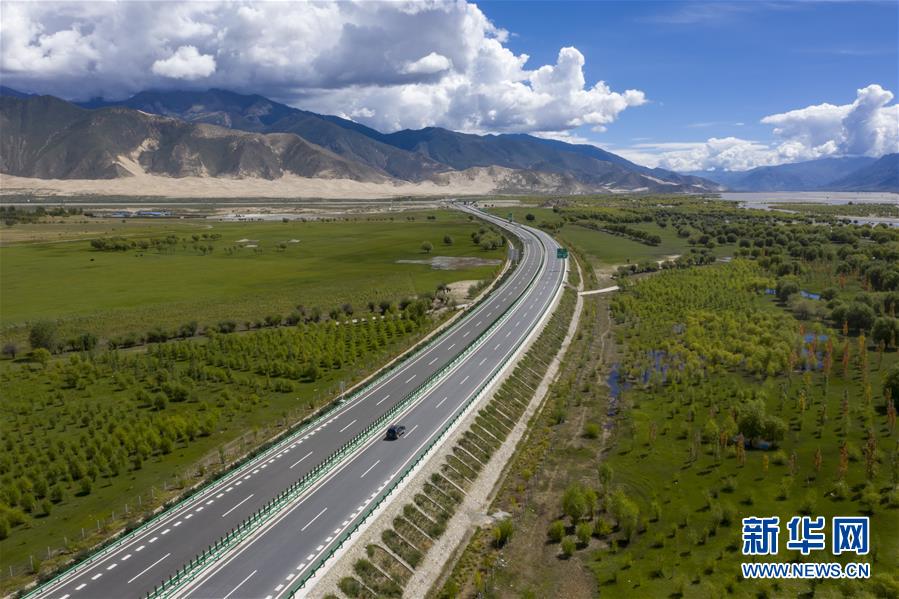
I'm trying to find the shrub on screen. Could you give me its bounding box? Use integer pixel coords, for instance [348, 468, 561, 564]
[31, 348, 51, 366]
[594, 518, 613, 537]
[547, 519, 565, 543]
[492, 518, 514, 548]
[575, 522, 592, 546]
[560, 536, 576, 558]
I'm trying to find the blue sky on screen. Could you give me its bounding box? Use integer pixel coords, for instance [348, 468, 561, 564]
[1, 1, 897, 171]
[481, 0, 898, 166]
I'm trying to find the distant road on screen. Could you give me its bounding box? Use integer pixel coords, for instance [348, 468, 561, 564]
[31, 205, 564, 599]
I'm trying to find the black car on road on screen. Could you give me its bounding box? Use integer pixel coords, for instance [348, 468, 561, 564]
[386, 425, 406, 441]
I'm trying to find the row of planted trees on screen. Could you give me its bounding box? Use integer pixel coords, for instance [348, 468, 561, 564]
[0, 309, 432, 544]
[9, 290, 446, 358]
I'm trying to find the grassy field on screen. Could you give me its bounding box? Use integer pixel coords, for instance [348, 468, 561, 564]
[558, 223, 689, 271]
[0, 211, 504, 346]
[488, 201, 726, 277]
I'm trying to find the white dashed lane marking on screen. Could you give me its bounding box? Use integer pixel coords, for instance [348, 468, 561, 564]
[338, 419, 357, 433]
[290, 451, 314, 469]
[301, 507, 328, 532]
[360, 459, 381, 479]
[222, 569, 257, 599]
[436, 396, 448, 408]
[127, 552, 170, 584]
[222, 494, 254, 518]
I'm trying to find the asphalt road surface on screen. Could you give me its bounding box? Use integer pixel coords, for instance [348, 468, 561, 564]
[32, 205, 563, 599]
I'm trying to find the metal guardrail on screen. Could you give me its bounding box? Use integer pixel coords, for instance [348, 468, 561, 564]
[285, 229, 562, 596]
[141, 222, 549, 597]
[23, 210, 524, 599]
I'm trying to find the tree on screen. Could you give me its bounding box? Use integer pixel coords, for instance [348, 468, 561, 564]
[2, 342, 18, 359]
[737, 400, 786, 442]
[73, 332, 98, 352]
[609, 489, 640, 539]
[421, 241, 433, 254]
[885, 365, 899, 406]
[29, 321, 59, 352]
[525, 213, 536, 222]
[776, 278, 800, 303]
[872, 317, 899, 348]
[562, 484, 587, 523]
[443, 234, 454, 245]
[32, 348, 51, 366]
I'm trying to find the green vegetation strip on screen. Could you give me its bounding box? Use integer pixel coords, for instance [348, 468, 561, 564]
[330, 281, 577, 598]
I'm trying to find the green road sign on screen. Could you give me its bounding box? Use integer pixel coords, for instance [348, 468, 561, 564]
[556, 247, 569, 259]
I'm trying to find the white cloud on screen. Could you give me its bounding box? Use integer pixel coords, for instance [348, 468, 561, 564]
[617, 137, 780, 172]
[762, 84, 899, 158]
[622, 85, 899, 171]
[0, 1, 645, 135]
[401, 52, 453, 75]
[151, 46, 216, 80]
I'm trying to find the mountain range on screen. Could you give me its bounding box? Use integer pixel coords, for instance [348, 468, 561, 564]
[687, 155, 898, 192]
[2, 86, 894, 194]
[0, 87, 721, 194]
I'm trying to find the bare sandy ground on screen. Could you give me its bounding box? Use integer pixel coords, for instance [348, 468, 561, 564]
[0, 170, 502, 200]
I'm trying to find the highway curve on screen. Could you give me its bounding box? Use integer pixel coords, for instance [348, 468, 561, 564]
[31, 204, 564, 599]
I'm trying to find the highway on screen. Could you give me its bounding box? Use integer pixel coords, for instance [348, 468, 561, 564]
[31, 205, 564, 599]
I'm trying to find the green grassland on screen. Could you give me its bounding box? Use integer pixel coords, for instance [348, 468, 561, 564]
[558, 223, 689, 269]
[0, 211, 504, 345]
[488, 205, 689, 267]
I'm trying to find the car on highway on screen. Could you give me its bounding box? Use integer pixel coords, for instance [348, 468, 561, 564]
[385, 424, 406, 440]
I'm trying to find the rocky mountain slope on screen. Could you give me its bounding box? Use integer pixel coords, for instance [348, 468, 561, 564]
[0, 95, 384, 181]
[825, 153, 898, 192]
[1, 87, 722, 193]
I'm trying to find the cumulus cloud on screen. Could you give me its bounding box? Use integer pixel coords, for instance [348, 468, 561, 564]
[151, 46, 216, 80]
[622, 85, 899, 171]
[400, 52, 453, 75]
[0, 0, 645, 135]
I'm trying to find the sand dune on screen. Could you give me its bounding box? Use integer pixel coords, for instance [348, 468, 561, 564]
[0, 170, 502, 200]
